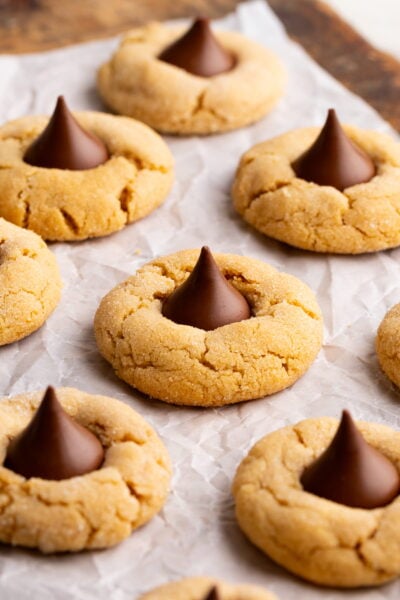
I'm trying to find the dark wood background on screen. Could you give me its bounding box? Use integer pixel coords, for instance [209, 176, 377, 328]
[1, 0, 400, 131]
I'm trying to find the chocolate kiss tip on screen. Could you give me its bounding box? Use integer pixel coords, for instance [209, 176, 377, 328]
[24, 95, 109, 171]
[203, 587, 220, 600]
[162, 246, 251, 331]
[301, 409, 400, 509]
[292, 108, 375, 191]
[158, 17, 236, 77]
[4, 386, 104, 481]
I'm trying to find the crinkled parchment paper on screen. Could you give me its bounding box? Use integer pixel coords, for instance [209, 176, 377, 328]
[0, 2, 399, 599]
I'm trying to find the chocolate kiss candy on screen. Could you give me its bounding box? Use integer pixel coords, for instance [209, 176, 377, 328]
[158, 17, 236, 77]
[203, 587, 220, 600]
[162, 246, 251, 331]
[4, 386, 104, 480]
[24, 96, 109, 170]
[301, 410, 400, 509]
[292, 108, 375, 191]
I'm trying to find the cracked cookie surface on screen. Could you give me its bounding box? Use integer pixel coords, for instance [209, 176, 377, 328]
[233, 416, 400, 587]
[376, 303, 400, 388]
[97, 23, 286, 135]
[94, 249, 323, 407]
[232, 126, 400, 253]
[0, 111, 174, 241]
[0, 218, 61, 345]
[0, 387, 171, 553]
[139, 577, 278, 600]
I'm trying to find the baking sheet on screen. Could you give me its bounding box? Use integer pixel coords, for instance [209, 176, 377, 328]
[0, 1, 400, 598]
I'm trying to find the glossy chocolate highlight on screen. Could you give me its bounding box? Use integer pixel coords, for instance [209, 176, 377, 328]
[159, 17, 236, 77]
[24, 96, 109, 170]
[292, 108, 375, 191]
[162, 246, 251, 331]
[301, 410, 400, 509]
[4, 386, 104, 480]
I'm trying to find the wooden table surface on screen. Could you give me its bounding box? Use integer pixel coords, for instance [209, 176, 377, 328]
[1, 0, 400, 131]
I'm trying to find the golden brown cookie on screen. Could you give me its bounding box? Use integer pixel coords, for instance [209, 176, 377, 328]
[233, 416, 400, 587]
[139, 577, 278, 600]
[376, 303, 400, 387]
[97, 23, 286, 135]
[0, 218, 61, 345]
[0, 387, 171, 553]
[232, 126, 400, 254]
[0, 111, 174, 241]
[94, 249, 323, 407]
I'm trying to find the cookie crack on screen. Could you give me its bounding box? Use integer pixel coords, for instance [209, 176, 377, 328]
[24, 487, 129, 549]
[224, 272, 256, 286]
[145, 263, 180, 284]
[59, 208, 80, 235]
[353, 542, 389, 575]
[241, 150, 284, 168]
[103, 327, 117, 353]
[190, 89, 228, 122]
[124, 480, 144, 524]
[266, 349, 290, 374]
[90, 420, 147, 447]
[117, 184, 133, 223]
[351, 515, 396, 577]
[21, 247, 39, 259]
[266, 297, 320, 322]
[244, 181, 292, 211]
[0, 491, 13, 516]
[118, 153, 169, 174]
[285, 299, 320, 321]
[292, 426, 308, 449]
[20, 197, 31, 229]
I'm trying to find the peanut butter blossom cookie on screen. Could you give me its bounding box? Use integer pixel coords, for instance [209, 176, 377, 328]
[94, 247, 322, 407]
[0, 386, 171, 553]
[233, 411, 400, 587]
[0, 96, 174, 241]
[0, 218, 61, 345]
[139, 577, 278, 600]
[376, 302, 400, 388]
[97, 18, 286, 135]
[233, 108, 400, 253]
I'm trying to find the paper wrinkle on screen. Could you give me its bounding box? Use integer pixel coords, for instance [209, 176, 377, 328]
[0, 1, 400, 598]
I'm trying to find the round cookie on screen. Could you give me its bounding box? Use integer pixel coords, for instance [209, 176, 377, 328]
[139, 577, 278, 600]
[0, 387, 171, 553]
[94, 249, 323, 407]
[0, 218, 61, 345]
[376, 302, 400, 387]
[233, 416, 400, 587]
[0, 111, 174, 241]
[97, 23, 286, 135]
[232, 125, 400, 254]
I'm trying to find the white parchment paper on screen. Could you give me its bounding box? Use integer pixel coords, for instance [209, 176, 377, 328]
[0, 2, 400, 598]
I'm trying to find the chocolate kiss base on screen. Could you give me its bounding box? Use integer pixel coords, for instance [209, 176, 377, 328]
[162, 246, 251, 331]
[24, 96, 109, 171]
[4, 386, 104, 480]
[301, 410, 400, 509]
[203, 587, 220, 600]
[292, 108, 376, 191]
[159, 17, 236, 78]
